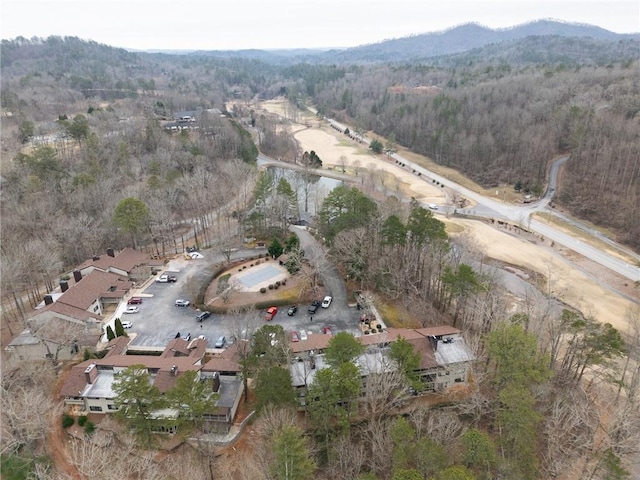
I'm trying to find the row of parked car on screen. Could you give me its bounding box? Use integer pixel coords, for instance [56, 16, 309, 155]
[263, 296, 333, 322]
[308, 296, 333, 314]
[290, 325, 333, 342]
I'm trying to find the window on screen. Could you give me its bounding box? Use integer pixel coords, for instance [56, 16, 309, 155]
[107, 404, 118, 410]
[89, 406, 103, 412]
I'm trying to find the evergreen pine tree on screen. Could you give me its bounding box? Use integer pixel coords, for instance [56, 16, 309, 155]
[106, 325, 116, 341]
[114, 318, 126, 337]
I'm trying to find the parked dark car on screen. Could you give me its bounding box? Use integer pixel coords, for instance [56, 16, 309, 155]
[308, 300, 321, 314]
[196, 311, 211, 322]
[127, 297, 143, 305]
[168, 275, 178, 282]
[287, 305, 298, 316]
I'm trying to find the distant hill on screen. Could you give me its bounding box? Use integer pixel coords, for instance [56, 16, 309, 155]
[173, 19, 638, 64]
[309, 19, 640, 63]
[430, 35, 640, 67]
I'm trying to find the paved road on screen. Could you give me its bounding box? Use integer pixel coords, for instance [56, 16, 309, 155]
[323, 118, 640, 282]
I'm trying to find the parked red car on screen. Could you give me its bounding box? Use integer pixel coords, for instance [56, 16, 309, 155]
[291, 331, 299, 342]
[127, 297, 143, 305]
[265, 306, 278, 321]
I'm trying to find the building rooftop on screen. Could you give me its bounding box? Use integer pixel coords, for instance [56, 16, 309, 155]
[289, 326, 474, 388]
[77, 247, 153, 274]
[434, 337, 476, 365]
[55, 270, 133, 311]
[217, 378, 242, 409]
[59, 337, 207, 398]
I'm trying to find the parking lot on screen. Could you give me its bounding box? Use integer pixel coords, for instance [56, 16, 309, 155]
[119, 251, 362, 350]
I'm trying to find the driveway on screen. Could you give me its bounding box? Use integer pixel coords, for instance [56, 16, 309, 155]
[290, 226, 357, 330]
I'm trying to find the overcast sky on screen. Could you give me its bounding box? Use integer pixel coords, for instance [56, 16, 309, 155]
[2, 0, 638, 51]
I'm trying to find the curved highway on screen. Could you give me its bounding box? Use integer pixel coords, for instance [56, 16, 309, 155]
[302, 118, 640, 282]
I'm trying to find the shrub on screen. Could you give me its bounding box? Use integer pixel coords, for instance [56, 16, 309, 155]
[281, 279, 287, 285]
[250, 263, 254, 267]
[275, 281, 281, 287]
[274, 284, 279, 289]
[84, 422, 95, 435]
[77, 415, 88, 427]
[255, 260, 260, 265]
[268, 284, 274, 290]
[260, 287, 267, 293]
[243, 266, 247, 270]
[62, 414, 75, 428]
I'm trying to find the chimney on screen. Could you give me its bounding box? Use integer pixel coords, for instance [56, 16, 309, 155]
[107, 248, 115, 257]
[59, 280, 69, 292]
[73, 270, 82, 282]
[84, 364, 98, 385]
[44, 294, 54, 305]
[212, 372, 220, 392]
[170, 365, 177, 376]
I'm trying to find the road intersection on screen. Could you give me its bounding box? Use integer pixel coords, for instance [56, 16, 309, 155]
[310, 118, 640, 282]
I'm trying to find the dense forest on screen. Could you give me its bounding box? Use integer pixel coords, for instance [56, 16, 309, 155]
[1, 30, 639, 479]
[308, 56, 640, 248]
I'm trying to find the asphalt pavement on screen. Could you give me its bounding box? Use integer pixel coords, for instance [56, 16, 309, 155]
[118, 242, 361, 350]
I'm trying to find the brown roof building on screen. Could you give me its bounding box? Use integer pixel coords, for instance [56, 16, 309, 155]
[77, 247, 162, 278]
[59, 336, 243, 433]
[7, 249, 160, 361]
[289, 326, 474, 398]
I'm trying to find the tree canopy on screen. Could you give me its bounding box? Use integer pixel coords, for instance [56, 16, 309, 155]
[318, 185, 378, 242]
[324, 332, 365, 368]
[112, 364, 165, 447]
[113, 197, 149, 248]
[255, 366, 296, 411]
[166, 370, 219, 428]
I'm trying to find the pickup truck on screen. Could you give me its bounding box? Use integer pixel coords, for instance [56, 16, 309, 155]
[156, 274, 177, 283]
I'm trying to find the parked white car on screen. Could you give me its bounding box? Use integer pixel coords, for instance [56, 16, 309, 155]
[124, 306, 139, 314]
[155, 274, 168, 283]
[175, 299, 190, 307]
[321, 296, 333, 308]
[121, 320, 133, 329]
